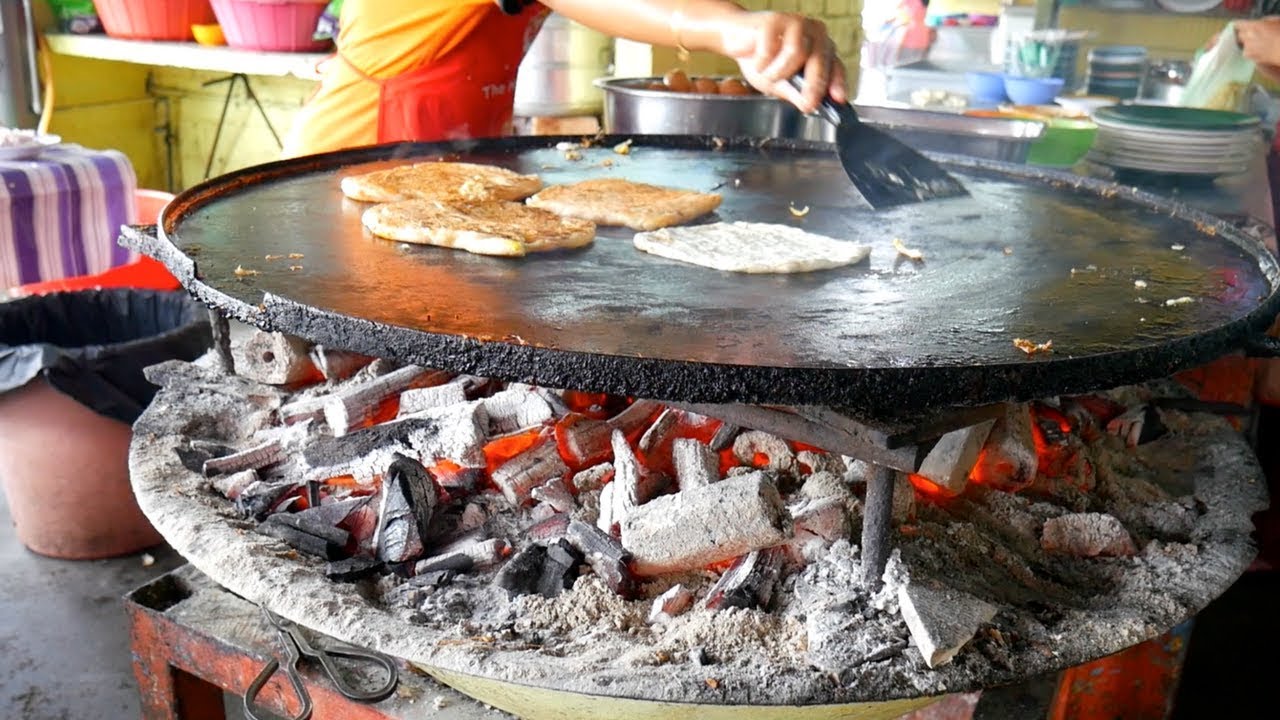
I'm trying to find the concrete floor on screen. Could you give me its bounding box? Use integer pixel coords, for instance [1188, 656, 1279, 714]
[0, 489, 184, 720]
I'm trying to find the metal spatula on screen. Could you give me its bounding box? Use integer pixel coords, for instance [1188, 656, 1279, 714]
[788, 77, 968, 209]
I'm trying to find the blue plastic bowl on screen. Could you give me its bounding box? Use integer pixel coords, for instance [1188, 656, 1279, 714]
[1003, 75, 1066, 106]
[966, 71, 1008, 102]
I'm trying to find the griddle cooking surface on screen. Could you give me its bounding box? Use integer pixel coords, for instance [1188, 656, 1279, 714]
[157, 136, 1280, 412]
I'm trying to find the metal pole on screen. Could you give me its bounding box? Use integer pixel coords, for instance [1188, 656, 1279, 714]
[862, 463, 896, 590]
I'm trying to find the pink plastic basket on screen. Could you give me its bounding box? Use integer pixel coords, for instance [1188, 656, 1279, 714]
[93, 0, 216, 41]
[210, 0, 331, 52]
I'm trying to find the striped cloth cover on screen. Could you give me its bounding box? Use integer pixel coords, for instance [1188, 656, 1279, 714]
[0, 146, 138, 290]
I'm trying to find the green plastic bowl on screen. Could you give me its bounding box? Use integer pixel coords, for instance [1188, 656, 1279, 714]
[1028, 117, 1098, 167]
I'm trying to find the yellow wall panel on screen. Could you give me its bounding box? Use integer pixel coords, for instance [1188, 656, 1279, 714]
[148, 68, 316, 190]
[44, 54, 164, 190]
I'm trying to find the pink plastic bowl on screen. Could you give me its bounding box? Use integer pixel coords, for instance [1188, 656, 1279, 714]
[210, 0, 331, 52]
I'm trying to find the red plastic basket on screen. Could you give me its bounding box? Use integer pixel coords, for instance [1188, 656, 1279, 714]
[92, 0, 216, 41]
[210, 0, 331, 52]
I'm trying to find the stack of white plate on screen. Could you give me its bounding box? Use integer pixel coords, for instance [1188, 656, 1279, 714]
[1087, 104, 1261, 177]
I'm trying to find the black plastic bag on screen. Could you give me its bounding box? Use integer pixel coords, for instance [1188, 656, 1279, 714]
[0, 289, 212, 425]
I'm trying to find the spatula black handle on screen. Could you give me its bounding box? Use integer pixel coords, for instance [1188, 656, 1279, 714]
[785, 74, 858, 128]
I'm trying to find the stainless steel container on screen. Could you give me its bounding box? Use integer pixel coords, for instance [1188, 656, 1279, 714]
[1140, 60, 1192, 105]
[513, 14, 613, 118]
[597, 77, 1045, 163]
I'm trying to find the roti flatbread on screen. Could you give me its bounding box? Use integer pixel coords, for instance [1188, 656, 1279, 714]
[362, 199, 596, 257]
[526, 178, 722, 231]
[633, 222, 871, 274]
[341, 162, 543, 203]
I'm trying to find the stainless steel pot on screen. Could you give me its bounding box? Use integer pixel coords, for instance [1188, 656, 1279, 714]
[596, 76, 832, 140]
[1140, 60, 1192, 105]
[513, 14, 613, 118]
[596, 77, 1045, 163]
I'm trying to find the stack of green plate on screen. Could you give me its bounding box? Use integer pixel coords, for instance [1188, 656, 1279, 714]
[1087, 104, 1261, 177]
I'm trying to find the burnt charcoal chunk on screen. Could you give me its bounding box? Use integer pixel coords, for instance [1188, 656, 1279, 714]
[414, 569, 458, 588]
[325, 556, 384, 582]
[257, 514, 347, 560]
[493, 545, 549, 598]
[565, 519, 635, 598]
[415, 552, 475, 575]
[236, 481, 296, 521]
[303, 418, 439, 467]
[538, 539, 583, 599]
[388, 453, 439, 539]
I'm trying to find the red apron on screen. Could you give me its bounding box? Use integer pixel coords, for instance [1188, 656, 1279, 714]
[344, 4, 547, 144]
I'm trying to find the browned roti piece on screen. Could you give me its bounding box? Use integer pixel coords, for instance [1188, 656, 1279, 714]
[526, 178, 722, 231]
[362, 199, 596, 257]
[341, 162, 543, 203]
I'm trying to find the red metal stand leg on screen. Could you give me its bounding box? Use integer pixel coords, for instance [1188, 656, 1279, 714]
[1048, 622, 1192, 720]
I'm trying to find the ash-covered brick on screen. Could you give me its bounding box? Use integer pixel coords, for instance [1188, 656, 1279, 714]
[620, 471, 790, 576]
[1041, 513, 1137, 557]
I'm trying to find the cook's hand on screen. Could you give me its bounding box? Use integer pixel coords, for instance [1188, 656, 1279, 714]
[718, 12, 848, 114]
[1235, 17, 1280, 82]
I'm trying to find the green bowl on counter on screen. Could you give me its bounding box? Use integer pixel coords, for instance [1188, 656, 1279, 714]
[1027, 117, 1098, 167]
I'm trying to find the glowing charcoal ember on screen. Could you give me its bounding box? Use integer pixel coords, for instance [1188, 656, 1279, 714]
[1041, 513, 1138, 558]
[481, 387, 555, 435]
[672, 438, 719, 491]
[397, 383, 468, 418]
[553, 414, 613, 471]
[969, 404, 1037, 492]
[704, 547, 786, 611]
[733, 430, 798, 475]
[638, 408, 679, 454]
[570, 462, 613, 493]
[797, 450, 845, 475]
[426, 458, 483, 497]
[309, 345, 373, 381]
[531, 477, 576, 513]
[898, 581, 997, 669]
[607, 399, 664, 442]
[489, 440, 569, 507]
[648, 583, 694, 623]
[324, 365, 449, 436]
[620, 471, 790, 576]
[916, 420, 995, 496]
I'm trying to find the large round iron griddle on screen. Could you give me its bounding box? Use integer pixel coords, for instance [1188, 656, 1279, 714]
[151, 136, 1280, 413]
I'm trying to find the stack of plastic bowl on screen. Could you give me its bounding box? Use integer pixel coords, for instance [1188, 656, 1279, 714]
[1086, 46, 1148, 100]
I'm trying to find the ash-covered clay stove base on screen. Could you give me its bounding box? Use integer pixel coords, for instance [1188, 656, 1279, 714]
[129, 356, 1267, 716]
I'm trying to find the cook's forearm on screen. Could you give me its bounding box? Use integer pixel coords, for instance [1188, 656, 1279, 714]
[541, 0, 747, 56]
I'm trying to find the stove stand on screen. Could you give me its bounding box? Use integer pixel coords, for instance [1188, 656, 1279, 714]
[125, 565, 1191, 720]
[126, 564, 501, 720]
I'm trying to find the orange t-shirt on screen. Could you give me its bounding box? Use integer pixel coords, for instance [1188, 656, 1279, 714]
[282, 0, 498, 158]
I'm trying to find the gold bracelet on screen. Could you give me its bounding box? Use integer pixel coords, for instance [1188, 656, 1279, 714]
[672, 1, 691, 62]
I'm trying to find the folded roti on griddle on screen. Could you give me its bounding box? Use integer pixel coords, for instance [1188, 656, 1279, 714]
[633, 222, 871, 274]
[526, 178, 722, 231]
[341, 162, 543, 203]
[362, 199, 596, 257]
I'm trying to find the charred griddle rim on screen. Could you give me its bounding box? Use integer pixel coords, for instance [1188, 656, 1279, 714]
[127, 135, 1280, 418]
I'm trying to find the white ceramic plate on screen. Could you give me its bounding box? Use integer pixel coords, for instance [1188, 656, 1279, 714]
[1155, 0, 1222, 13]
[0, 133, 62, 162]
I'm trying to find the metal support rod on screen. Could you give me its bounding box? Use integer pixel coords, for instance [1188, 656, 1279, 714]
[209, 308, 235, 375]
[862, 464, 897, 590]
[201, 74, 284, 181]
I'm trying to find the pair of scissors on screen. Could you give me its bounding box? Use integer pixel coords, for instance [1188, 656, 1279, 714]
[244, 607, 399, 720]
